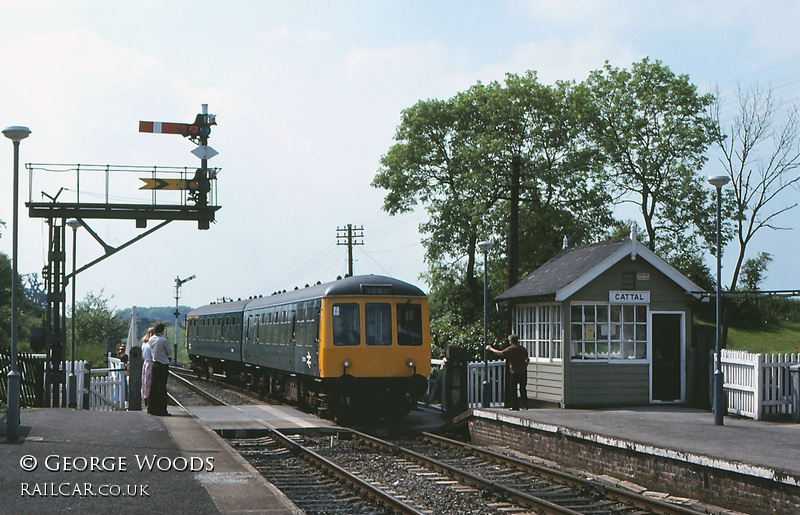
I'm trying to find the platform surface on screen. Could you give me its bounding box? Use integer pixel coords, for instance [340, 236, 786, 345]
[189, 403, 338, 434]
[1, 408, 301, 514]
[471, 406, 800, 485]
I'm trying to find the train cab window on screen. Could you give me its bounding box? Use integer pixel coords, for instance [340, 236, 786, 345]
[365, 303, 392, 346]
[397, 303, 424, 346]
[332, 303, 360, 346]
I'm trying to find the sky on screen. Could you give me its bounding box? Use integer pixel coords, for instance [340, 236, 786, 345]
[1, 0, 799, 313]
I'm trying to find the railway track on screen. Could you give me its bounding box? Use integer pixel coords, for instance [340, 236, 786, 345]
[341, 432, 706, 514]
[169, 370, 424, 514]
[171, 371, 707, 514]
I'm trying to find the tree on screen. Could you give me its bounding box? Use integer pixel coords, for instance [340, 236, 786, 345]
[0, 250, 44, 352]
[739, 252, 773, 291]
[710, 83, 800, 293]
[22, 273, 46, 309]
[374, 73, 614, 356]
[69, 290, 129, 363]
[576, 58, 718, 264]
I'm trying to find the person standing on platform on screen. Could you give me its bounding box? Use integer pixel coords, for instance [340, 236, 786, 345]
[486, 334, 529, 410]
[148, 323, 172, 416]
[140, 327, 155, 408]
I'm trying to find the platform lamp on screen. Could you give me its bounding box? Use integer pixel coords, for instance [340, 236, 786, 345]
[478, 240, 494, 408]
[3, 125, 31, 441]
[66, 219, 82, 408]
[708, 174, 730, 426]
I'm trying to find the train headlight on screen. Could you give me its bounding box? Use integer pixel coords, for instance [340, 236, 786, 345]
[342, 359, 351, 369]
[406, 358, 416, 368]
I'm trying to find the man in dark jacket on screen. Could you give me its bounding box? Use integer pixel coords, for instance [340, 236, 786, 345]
[487, 334, 529, 410]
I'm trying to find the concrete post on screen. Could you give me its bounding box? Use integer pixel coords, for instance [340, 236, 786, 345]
[128, 346, 143, 411]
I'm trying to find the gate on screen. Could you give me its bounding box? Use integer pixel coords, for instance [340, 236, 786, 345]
[87, 357, 128, 411]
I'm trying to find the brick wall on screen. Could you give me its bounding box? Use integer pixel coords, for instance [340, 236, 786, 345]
[469, 418, 800, 513]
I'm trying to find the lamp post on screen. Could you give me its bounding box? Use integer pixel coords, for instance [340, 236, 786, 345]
[478, 240, 494, 408]
[708, 174, 730, 426]
[66, 219, 81, 408]
[174, 275, 195, 364]
[3, 125, 31, 441]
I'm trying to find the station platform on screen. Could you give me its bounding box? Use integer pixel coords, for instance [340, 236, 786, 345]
[470, 406, 800, 480]
[1, 407, 301, 514]
[190, 403, 338, 437]
[467, 406, 800, 513]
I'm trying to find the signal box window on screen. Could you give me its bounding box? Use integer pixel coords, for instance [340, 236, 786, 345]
[365, 303, 392, 346]
[397, 304, 423, 346]
[332, 303, 360, 346]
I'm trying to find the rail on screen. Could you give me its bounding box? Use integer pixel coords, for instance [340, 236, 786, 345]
[26, 163, 220, 209]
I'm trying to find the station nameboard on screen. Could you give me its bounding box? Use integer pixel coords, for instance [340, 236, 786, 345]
[609, 290, 650, 304]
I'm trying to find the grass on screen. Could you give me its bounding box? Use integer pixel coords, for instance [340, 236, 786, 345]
[726, 321, 800, 355]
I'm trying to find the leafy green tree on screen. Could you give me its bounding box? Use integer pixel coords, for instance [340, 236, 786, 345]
[576, 58, 719, 264]
[0, 250, 44, 352]
[69, 290, 129, 364]
[374, 73, 614, 357]
[738, 252, 773, 291]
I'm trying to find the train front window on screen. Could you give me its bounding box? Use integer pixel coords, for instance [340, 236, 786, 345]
[397, 303, 423, 346]
[365, 303, 392, 346]
[332, 303, 360, 346]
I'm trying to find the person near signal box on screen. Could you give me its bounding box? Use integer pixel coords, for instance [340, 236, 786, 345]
[486, 334, 529, 410]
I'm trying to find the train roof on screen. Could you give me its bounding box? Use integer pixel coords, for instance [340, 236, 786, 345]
[188, 275, 426, 317]
[187, 298, 250, 317]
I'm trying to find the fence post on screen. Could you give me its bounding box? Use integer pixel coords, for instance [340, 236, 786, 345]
[754, 353, 764, 421]
[791, 364, 800, 423]
[83, 363, 91, 410]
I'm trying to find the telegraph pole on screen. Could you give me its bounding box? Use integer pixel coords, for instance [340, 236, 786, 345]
[336, 224, 364, 277]
[508, 154, 520, 290]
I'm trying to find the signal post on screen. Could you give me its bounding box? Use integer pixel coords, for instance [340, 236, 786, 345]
[26, 105, 221, 407]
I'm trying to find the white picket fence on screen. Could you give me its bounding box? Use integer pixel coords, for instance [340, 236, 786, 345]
[467, 360, 506, 408]
[64, 357, 128, 411]
[720, 349, 800, 420]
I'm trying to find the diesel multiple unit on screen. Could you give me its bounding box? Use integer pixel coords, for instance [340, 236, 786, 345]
[185, 275, 431, 420]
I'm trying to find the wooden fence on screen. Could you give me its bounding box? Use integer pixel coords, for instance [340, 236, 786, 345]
[720, 349, 800, 420]
[0, 352, 127, 411]
[0, 352, 45, 407]
[467, 360, 506, 408]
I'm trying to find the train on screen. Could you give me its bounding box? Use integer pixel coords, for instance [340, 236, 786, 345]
[185, 274, 431, 421]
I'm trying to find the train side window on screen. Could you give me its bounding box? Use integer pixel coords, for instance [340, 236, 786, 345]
[365, 303, 392, 346]
[397, 303, 423, 346]
[332, 303, 360, 346]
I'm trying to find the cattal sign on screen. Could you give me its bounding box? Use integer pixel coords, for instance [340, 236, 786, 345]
[609, 290, 650, 304]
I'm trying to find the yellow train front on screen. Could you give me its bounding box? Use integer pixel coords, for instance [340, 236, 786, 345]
[186, 275, 431, 421]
